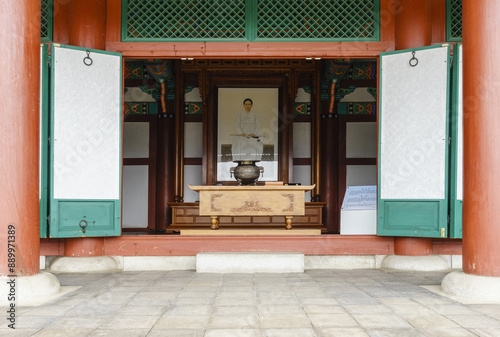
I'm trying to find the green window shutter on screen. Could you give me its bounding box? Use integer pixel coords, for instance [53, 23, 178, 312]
[49, 45, 122, 238]
[378, 45, 451, 238]
[40, 44, 50, 238]
[449, 44, 463, 238]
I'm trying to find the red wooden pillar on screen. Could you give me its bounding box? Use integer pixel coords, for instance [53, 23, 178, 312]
[64, 0, 107, 257]
[393, 0, 434, 256]
[462, 0, 500, 277]
[0, 0, 41, 277]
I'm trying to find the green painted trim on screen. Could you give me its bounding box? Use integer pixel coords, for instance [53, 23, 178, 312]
[121, 0, 129, 43]
[378, 45, 451, 238]
[49, 44, 122, 238]
[40, 44, 49, 238]
[449, 44, 463, 238]
[245, 0, 257, 42]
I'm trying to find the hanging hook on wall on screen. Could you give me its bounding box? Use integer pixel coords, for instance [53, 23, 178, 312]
[83, 49, 93, 66]
[409, 51, 418, 67]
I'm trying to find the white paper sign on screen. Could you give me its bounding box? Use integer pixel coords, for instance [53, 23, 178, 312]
[341, 186, 377, 210]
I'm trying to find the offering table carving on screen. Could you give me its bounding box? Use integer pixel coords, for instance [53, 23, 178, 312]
[188, 185, 315, 230]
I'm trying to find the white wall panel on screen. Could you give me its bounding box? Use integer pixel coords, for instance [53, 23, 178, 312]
[123, 122, 149, 158]
[293, 165, 311, 201]
[347, 165, 377, 187]
[346, 122, 377, 158]
[184, 122, 203, 158]
[184, 165, 202, 202]
[122, 166, 148, 228]
[293, 123, 311, 158]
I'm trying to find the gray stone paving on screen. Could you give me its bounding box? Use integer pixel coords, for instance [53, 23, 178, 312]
[1, 269, 500, 336]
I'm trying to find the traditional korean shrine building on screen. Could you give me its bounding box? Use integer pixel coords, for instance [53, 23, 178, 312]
[2, 0, 500, 300]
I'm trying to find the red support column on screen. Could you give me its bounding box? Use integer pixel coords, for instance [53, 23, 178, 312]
[462, 0, 500, 277]
[0, 0, 41, 277]
[64, 0, 107, 257]
[393, 0, 434, 256]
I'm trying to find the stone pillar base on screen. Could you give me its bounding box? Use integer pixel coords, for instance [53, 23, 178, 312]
[49, 256, 119, 273]
[0, 272, 60, 306]
[442, 271, 500, 302]
[381, 255, 450, 271]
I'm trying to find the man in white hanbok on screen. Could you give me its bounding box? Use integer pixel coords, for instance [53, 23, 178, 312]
[232, 98, 263, 161]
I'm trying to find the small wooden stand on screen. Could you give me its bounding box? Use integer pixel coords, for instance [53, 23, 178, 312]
[189, 185, 315, 230]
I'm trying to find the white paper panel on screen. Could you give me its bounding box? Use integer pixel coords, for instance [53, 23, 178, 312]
[293, 165, 311, 201]
[457, 45, 464, 201]
[122, 165, 148, 228]
[346, 122, 377, 158]
[347, 165, 377, 187]
[293, 123, 311, 158]
[123, 122, 149, 159]
[53, 47, 121, 200]
[184, 122, 203, 158]
[380, 47, 448, 200]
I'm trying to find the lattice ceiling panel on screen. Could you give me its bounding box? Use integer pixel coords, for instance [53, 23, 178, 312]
[125, 0, 246, 39]
[41, 0, 49, 39]
[256, 0, 377, 39]
[449, 0, 462, 40]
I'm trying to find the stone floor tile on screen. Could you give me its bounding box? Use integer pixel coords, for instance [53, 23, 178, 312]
[308, 313, 358, 328]
[65, 303, 124, 316]
[23, 305, 73, 316]
[172, 297, 214, 306]
[32, 328, 94, 337]
[351, 313, 413, 329]
[258, 304, 305, 315]
[344, 305, 393, 314]
[398, 312, 461, 330]
[46, 316, 108, 330]
[366, 328, 425, 337]
[447, 314, 500, 329]
[212, 305, 258, 316]
[469, 328, 500, 337]
[164, 304, 212, 316]
[299, 298, 339, 306]
[217, 291, 256, 298]
[7, 315, 58, 330]
[204, 329, 261, 337]
[317, 327, 370, 337]
[98, 315, 159, 329]
[215, 297, 257, 306]
[302, 305, 346, 314]
[469, 304, 500, 320]
[116, 305, 167, 316]
[208, 315, 259, 329]
[153, 315, 210, 330]
[258, 297, 299, 306]
[91, 329, 150, 336]
[260, 314, 312, 329]
[262, 328, 317, 337]
[146, 329, 205, 337]
[418, 328, 477, 337]
[428, 304, 479, 315]
[0, 330, 42, 337]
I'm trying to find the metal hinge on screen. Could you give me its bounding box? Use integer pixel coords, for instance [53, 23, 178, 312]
[441, 227, 446, 238]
